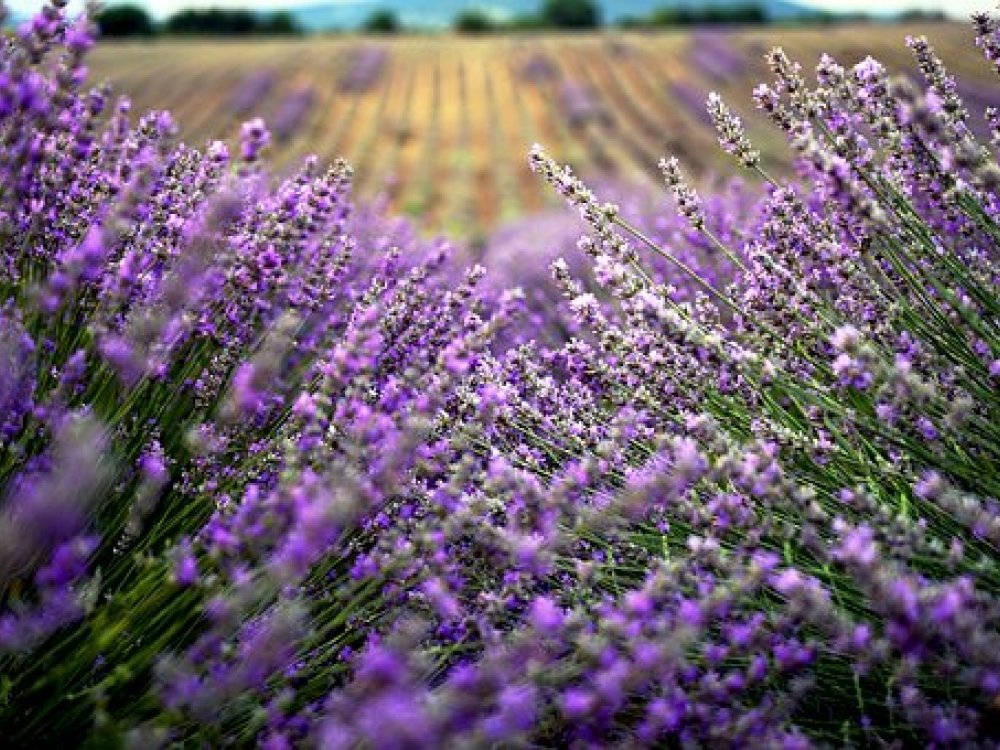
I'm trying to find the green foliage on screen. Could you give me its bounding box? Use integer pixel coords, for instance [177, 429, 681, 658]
[454, 9, 497, 34]
[505, 13, 548, 30]
[260, 11, 301, 35]
[163, 8, 301, 36]
[94, 5, 155, 37]
[363, 9, 401, 34]
[646, 3, 768, 26]
[539, 0, 601, 29]
[897, 10, 948, 21]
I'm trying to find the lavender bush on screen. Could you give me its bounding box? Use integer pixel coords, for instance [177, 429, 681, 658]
[338, 44, 388, 94]
[559, 80, 611, 128]
[689, 30, 747, 83]
[230, 69, 276, 117]
[3, 1, 1000, 748]
[519, 50, 559, 83]
[482, 177, 756, 347]
[0, 3, 509, 744]
[670, 78, 715, 125]
[272, 85, 315, 142]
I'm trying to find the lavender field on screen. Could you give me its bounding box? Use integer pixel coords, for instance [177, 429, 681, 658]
[3, 1, 1000, 748]
[83, 21, 996, 239]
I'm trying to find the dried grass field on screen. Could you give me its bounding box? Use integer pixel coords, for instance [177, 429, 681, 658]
[88, 22, 995, 238]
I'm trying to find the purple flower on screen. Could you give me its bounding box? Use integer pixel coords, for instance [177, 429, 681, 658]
[240, 117, 271, 163]
[172, 540, 199, 587]
[528, 596, 565, 635]
[560, 688, 595, 720]
[836, 525, 878, 567]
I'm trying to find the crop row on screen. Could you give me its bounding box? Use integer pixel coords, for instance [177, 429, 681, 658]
[87, 23, 992, 237]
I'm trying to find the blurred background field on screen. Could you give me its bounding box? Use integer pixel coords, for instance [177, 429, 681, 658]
[81, 17, 994, 241]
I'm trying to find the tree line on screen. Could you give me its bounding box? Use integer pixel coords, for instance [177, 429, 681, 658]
[95, 6, 301, 37]
[95, 1, 950, 38]
[94, 1, 606, 37]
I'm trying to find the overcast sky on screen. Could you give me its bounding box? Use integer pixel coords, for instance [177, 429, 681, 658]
[4, 0, 990, 20]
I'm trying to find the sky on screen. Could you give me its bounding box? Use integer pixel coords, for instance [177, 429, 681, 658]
[3, 0, 989, 20]
[808, 0, 985, 18]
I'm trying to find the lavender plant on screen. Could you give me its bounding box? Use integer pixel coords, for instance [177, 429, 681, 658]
[689, 30, 748, 84]
[558, 80, 612, 129]
[519, 23, 1000, 746]
[670, 78, 715, 125]
[0, 3, 508, 744]
[272, 85, 315, 143]
[231, 69, 276, 117]
[338, 45, 389, 94]
[519, 49, 559, 83]
[3, 1, 1000, 748]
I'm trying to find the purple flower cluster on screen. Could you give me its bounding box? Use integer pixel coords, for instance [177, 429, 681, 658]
[481, 176, 757, 346]
[3, 3, 1000, 748]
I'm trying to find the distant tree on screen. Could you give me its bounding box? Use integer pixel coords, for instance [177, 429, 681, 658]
[897, 10, 947, 21]
[616, 15, 645, 29]
[259, 11, 302, 35]
[165, 9, 258, 36]
[454, 9, 496, 34]
[507, 13, 546, 30]
[539, 0, 600, 29]
[363, 9, 401, 34]
[648, 4, 767, 26]
[163, 8, 300, 36]
[95, 5, 155, 37]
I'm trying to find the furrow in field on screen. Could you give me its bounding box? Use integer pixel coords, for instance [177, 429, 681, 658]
[397, 51, 440, 221]
[179, 66, 250, 147]
[275, 41, 350, 168]
[333, 51, 394, 178]
[536, 39, 618, 179]
[510, 41, 589, 173]
[370, 45, 418, 209]
[492, 41, 550, 215]
[442, 54, 491, 237]
[482, 51, 525, 224]
[389, 40, 439, 219]
[314, 43, 367, 165]
[599, 45, 687, 163]
[569, 42, 662, 181]
[424, 54, 463, 232]
[631, 41, 723, 171]
[350, 49, 406, 198]
[606, 44, 710, 172]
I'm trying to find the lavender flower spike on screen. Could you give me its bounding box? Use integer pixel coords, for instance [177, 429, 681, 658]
[659, 156, 706, 230]
[707, 92, 760, 169]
